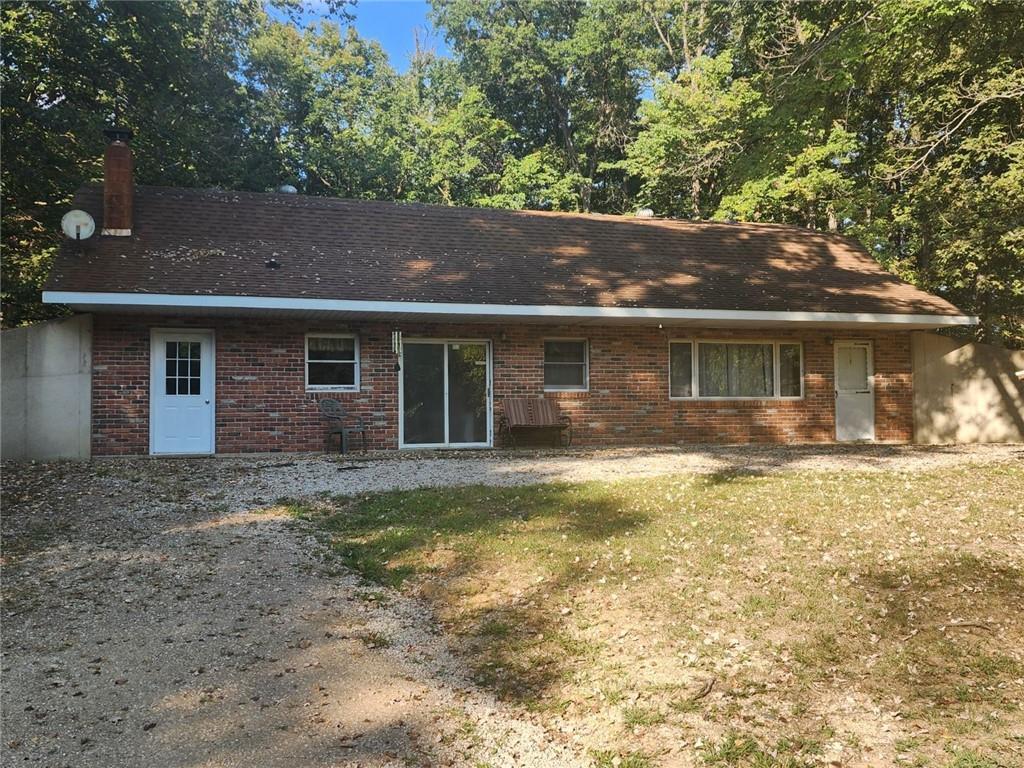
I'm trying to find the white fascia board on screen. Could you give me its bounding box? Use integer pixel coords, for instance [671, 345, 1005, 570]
[41, 290, 979, 326]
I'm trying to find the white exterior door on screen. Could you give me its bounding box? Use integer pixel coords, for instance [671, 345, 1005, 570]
[150, 330, 215, 455]
[834, 341, 874, 441]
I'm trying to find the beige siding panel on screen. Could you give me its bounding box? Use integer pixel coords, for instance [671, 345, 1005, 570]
[912, 331, 1024, 444]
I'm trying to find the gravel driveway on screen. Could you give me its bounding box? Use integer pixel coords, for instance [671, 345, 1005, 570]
[2, 444, 1020, 767]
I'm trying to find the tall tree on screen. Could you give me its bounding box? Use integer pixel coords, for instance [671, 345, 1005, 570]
[431, 0, 643, 211]
[1, 0, 264, 326]
[3, 0, 1020, 343]
[619, 50, 765, 219]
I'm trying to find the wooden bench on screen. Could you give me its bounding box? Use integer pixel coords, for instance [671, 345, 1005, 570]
[498, 398, 573, 447]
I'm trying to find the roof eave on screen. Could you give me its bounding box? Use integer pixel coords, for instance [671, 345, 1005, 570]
[41, 291, 977, 330]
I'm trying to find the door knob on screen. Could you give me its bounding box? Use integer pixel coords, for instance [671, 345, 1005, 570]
[205, 399, 210, 404]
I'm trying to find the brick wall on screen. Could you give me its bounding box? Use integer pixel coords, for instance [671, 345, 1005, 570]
[91, 314, 914, 455]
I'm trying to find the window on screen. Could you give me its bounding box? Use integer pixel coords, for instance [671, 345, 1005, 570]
[778, 343, 802, 397]
[669, 341, 693, 398]
[306, 334, 359, 390]
[669, 340, 803, 400]
[165, 341, 201, 396]
[543, 339, 588, 391]
[699, 342, 774, 398]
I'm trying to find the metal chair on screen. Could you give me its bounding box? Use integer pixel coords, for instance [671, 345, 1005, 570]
[318, 399, 368, 454]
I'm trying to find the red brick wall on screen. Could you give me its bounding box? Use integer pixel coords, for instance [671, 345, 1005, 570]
[91, 315, 914, 455]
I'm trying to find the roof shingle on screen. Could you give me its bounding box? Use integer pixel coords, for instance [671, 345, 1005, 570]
[45, 184, 964, 316]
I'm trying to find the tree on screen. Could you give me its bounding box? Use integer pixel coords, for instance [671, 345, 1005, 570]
[619, 50, 764, 219]
[716, 123, 862, 231]
[245, 21, 404, 198]
[1, 0, 264, 326]
[431, 0, 643, 211]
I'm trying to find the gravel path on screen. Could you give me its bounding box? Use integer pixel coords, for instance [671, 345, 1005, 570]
[197, 443, 1024, 510]
[2, 444, 1020, 767]
[2, 461, 589, 768]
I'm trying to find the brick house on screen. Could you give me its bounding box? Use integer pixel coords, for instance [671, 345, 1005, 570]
[43, 132, 976, 455]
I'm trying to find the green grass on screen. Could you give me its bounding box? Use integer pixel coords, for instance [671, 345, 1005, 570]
[700, 733, 818, 767]
[293, 463, 1024, 766]
[358, 630, 391, 649]
[622, 705, 666, 728]
[943, 751, 1010, 768]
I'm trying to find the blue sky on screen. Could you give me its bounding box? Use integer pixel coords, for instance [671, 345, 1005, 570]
[277, 0, 450, 71]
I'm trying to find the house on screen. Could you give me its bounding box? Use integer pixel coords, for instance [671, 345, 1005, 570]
[41, 131, 977, 456]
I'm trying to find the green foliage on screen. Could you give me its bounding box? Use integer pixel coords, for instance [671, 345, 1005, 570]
[478, 146, 589, 211]
[620, 51, 765, 219]
[716, 124, 861, 231]
[1, 0, 267, 325]
[2, 0, 1021, 343]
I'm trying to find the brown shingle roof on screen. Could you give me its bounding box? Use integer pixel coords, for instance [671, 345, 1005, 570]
[46, 184, 964, 316]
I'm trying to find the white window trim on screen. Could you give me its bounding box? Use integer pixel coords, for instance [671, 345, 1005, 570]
[668, 339, 804, 401]
[543, 337, 589, 392]
[305, 332, 360, 392]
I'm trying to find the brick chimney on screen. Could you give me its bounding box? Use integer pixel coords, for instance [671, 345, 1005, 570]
[102, 127, 133, 236]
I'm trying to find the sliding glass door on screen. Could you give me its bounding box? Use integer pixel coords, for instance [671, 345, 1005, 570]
[401, 340, 491, 448]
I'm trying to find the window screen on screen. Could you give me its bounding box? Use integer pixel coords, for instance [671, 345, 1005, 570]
[543, 340, 587, 390]
[698, 342, 775, 398]
[669, 341, 693, 397]
[306, 335, 358, 389]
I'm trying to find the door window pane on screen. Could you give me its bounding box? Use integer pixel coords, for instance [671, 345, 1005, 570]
[779, 344, 802, 397]
[837, 346, 869, 390]
[698, 343, 774, 398]
[543, 340, 587, 390]
[164, 340, 201, 397]
[669, 342, 693, 397]
[448, 344, 488, 444]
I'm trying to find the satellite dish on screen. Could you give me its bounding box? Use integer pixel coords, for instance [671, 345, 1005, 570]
[61, 209, 96, 240]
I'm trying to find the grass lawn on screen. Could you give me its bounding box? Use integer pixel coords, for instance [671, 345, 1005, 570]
[290, 464, 1024, 767]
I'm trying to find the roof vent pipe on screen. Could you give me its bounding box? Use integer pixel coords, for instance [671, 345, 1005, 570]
[635, 207, 655, 218]
[102, 127, 134, 236]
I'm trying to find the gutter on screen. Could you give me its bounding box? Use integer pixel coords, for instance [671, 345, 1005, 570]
[41, 290, 978, 328]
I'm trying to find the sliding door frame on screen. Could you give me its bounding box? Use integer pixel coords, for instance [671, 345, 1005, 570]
[398, 338, 493, 449]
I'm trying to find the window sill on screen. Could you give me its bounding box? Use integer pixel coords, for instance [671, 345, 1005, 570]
[670, 396, 805, 402]
[307, 387, 360, 393]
